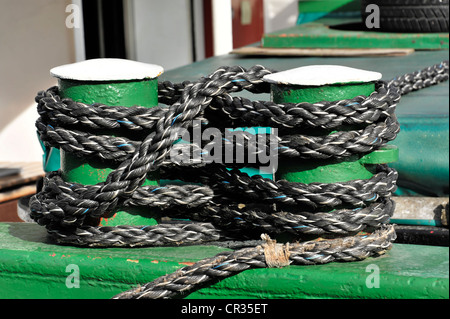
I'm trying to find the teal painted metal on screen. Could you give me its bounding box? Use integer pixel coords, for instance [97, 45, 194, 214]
[390, 219, 442, 227]
[229, 126, 274, 179]
[38, 135, 60, 173]
[297, 0, 361, 25]
[0, 222, 448, 299]
[389, 116, 449, 197]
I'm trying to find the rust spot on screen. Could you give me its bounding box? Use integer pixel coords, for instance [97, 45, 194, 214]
[127, 259, 139, 263]
[127, 259, 139, 264]
[88, 256, 101, 260]
[49, 253, 56, 257]
[100, 213, 117, 226]
[151, 260, 159, 263]
[179, 262, 195, 266]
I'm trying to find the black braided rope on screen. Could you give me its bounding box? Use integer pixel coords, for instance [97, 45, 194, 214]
[36, 81, 401, 161]
[29, 61, 448, 299]
[36, 61, 449, 163]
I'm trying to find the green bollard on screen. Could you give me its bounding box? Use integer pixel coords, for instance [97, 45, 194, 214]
[50, 58, 164, 227]
[263, 65, 399, 184]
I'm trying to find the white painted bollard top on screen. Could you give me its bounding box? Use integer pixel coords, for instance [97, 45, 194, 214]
[50, 58, 164, 81]
[263, 65, 382, 86]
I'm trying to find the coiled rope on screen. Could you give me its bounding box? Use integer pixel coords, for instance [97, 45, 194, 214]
[30, 61, 449, 299]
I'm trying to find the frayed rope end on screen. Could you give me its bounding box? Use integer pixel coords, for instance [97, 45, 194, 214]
[260, 234, 291, 268]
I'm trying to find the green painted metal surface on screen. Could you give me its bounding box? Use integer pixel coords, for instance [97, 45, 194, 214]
[271, 82, 375, 104]
[262, 18, 449, 49]
[276, 146, 399, 184]
[0, 222, 448, 299]
[270, 77, 397, 184]
[58, 77, 159, 187]
[298, 0, 360, 13]
[58, 78, 159, 106]
[58, 78, 161, 227]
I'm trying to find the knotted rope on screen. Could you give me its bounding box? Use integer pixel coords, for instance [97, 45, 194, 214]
[30, 61, 449, 298]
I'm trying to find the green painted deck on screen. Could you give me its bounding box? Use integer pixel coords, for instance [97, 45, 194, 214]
[261, 18, 449, 50]
[0, 223, 448, 299]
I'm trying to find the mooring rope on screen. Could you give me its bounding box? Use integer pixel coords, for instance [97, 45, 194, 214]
[30, 61, 449, 299]
[113, 225, 396, 299]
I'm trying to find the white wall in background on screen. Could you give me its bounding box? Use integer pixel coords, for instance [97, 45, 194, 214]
[125, 0, 298, 68]
[0, 0, 75, 162]
[264, 0, 299, 33]
[212, 0, 233, 56]
[127, 0, 197, 71]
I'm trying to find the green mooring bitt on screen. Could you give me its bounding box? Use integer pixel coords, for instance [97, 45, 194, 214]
[54, 63, 398, 226]
[271, 80, 398, 184]
[58, 78, 160, 227]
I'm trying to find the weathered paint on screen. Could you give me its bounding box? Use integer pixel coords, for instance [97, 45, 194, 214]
[58, 77, 159, 107]
[271, 82, 375, 105]
[0, 223, 447, 299]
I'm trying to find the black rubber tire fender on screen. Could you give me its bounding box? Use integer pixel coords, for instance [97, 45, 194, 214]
[361, 0, 449, 33]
